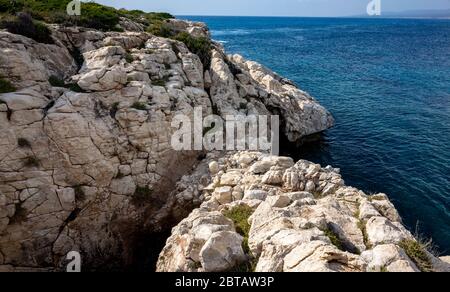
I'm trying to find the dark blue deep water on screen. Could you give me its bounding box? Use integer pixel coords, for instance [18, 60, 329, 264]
[182, 16, 450, 253]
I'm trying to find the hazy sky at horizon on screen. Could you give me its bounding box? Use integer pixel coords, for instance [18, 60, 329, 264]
[93, 0, 450, 17]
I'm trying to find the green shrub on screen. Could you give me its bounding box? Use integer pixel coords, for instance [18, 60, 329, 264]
[125, 53, 134, 63]
[0, 0, 24, 13]
[146, 12, 174, 21]
[399, 239, 433, 272]
[224, 205, 257, 272]
[224, 205, 253, 254]
[66, 83, 85, 93]
[48, 75, 65, 87]
[173, 32, 212, 69]
[357, 220, 372, 249]
[0, 77, 16, 93]
[147, 20, 173, 38]
[1, 0, 175, 33]
[151, 78, 168, 87]
[322, 227, 344, 251]
[75, 2, 120, 31]
[48, 76, 86, 92]
[0, 13, 54, 44]
[119, 9, 173, 24]
[131, 102, 147, 111]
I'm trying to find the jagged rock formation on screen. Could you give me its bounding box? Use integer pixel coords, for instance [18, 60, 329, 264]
[0, 17, 334, 271]
[157, 152, 450, 272]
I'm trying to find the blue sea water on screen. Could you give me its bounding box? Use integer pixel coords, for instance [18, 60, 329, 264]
[182, 16, 450, 253]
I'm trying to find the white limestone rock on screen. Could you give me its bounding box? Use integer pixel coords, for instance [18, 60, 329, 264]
[199, 231, 246, 272]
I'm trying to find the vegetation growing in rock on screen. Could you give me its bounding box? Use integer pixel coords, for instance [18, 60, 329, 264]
[357, 220, 372, 249]
[0, 12, 53, 44]
[322, 226, 344, 251]
[151, 76, 169, 87]
[173, 32, 212, 69]
[0, 0, 173, 32]
[66, 83, 85, 93]
[148, 21, 173, 38]
[131, 102, 147, 111]
[0, 77, 16, 93]
[48, 75, 65, 87]
[224, 205, 257, 272]
[399, 239, 433, 272]
[125, 53, 134, 63]
[48, 75, 85, 92]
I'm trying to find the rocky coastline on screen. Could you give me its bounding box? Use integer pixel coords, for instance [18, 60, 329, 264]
[0, 11, 449, 272]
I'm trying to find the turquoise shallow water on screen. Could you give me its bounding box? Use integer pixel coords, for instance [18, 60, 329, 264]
[182, 16, 450, 253]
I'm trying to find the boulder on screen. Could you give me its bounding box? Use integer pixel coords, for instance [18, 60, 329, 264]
[199, 231, 246, 272]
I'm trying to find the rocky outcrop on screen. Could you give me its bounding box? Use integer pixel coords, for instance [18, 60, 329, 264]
[0, 16, 333, 271]
[157, 152, 450, 272]
[3, 14, 441, 273]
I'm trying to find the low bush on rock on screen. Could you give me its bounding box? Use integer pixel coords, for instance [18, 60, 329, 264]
[224, 205, 257, 272]
[0, 12, 54, 44]
[131, 102, 147, 111]
[173, 32, 212, 69]
[48, 75, 65, 87]
[151, 77, 169, 87]
[148, 21, 173, 38]
[322, 226, 345, 251]
[0, 0, 173, 32]
[357, 219, 372, 249]
[73, 2, 121, 31]
[48, 76, 85, 92]
[66, 83, 85, 93]
[0, 77, 16, 93]
[125, 53, 134, 63]
[399, 239, 433, 272]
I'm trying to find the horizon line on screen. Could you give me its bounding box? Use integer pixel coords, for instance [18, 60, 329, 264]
[176, 14, 450, 20]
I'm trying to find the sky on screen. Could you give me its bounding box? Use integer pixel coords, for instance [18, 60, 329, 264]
[93, 0, 450, 17]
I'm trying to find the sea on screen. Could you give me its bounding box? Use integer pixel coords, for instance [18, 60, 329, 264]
[182, 16, 450, 254]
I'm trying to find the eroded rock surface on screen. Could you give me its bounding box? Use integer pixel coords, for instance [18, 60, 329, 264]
[157, 152, 450, 272]
[0, 17, 333, 271]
